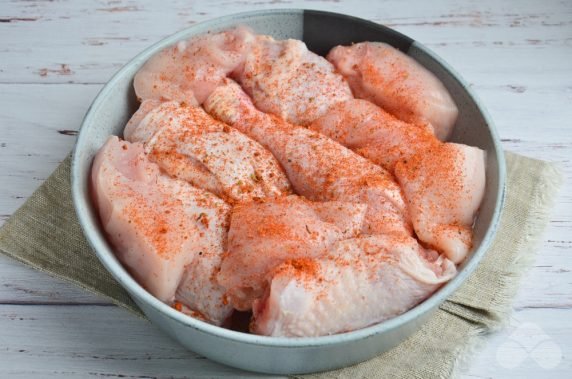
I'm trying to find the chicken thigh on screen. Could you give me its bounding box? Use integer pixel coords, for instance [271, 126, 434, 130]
[328, 42, 458, 140]
[234, 35, 352, 125]
[134, 26, 255, 105]
[310, 99, 486, 263]
[220, 195, 367, 310]
[91, 136, 233, 324]
[395, 143, 486, 263]
[204, 80, 411, 236]
[310, 99, 438, 172]
[251, 234, 456, 337]
[125, 100, 291, 203]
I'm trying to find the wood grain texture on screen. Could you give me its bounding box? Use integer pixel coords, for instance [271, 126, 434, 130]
[0, 0, 570, 377]
[0, 305, 274, 378]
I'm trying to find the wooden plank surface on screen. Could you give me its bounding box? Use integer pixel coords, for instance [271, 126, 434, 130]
[0, 0, 570, 377]
[0, 305, 274, 378]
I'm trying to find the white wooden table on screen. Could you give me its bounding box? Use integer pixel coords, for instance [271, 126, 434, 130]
[0, 0, 570, 377]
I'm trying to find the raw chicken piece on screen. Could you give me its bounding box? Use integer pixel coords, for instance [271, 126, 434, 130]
[134, 26, 255, 105]
[220, 195, 367, 310]
[234, 35, 352, 125]
[309, 99, 438, 172]
[91, 136, 233, 324]
[124, 99, 162, 138]
[251, 234, 456, 337]
[328, 42, 459, 140]
[310, 99, 486, 263]
[395, 143, 486, 264]
[174, 246, 233, 325]
[125, 101, 291, 203]
[204, 80, 411, 236]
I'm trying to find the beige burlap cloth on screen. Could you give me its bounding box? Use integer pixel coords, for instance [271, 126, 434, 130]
[0, 152, 562, 378]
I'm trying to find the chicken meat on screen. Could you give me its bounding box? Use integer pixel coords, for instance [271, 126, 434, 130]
[91, 136, 233, 324]
[125, 100, 291, 203]
[234, 35, 353, 125]
[204, 80, 411, 236]
[328, 42, 459, 140]
[251, 234, 456, 337]
[395, 143, 486, 263]
[219, 195, 367, 310]
[133, 26, 255, 105]
[310, 99, 486, 263]
[309, 99, 437, 172]
[92, 29, 483, 335]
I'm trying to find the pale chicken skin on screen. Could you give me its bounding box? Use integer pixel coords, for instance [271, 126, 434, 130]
[220, 196, 367, 311]
[310, 99, 486, 263]
[251, 234, 457, 337]
[234, 35, 353, 125]
[395, 143, 486, 264]
[91, 136, 233, 324]
[92, 29, 484, 336]
[134, 26, 255, 105]
[204, 80, 412, 236]
[125, 100, 291, 204]
[328, 42, 459, 140]
[309, 99, 438, 173]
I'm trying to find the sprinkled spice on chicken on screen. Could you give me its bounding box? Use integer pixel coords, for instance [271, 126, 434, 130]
[91, 26, 485, 337]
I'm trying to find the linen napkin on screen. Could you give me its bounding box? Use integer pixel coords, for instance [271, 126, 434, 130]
[0, 152, 562, 378]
